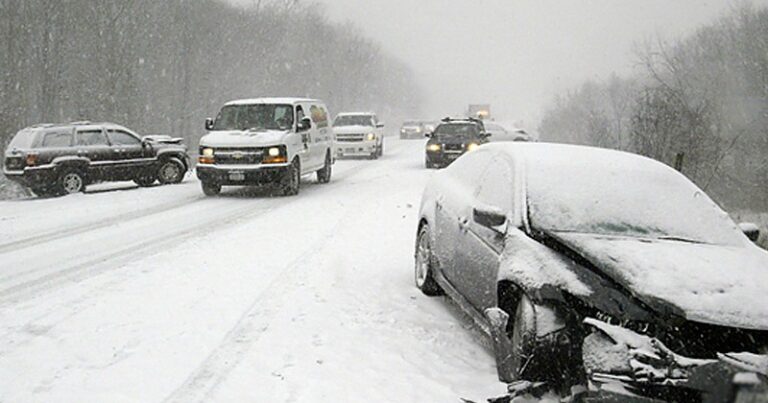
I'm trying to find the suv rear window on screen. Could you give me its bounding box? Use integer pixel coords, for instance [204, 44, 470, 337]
[40, 130, 73, 148]
[8, 129, 37, 149]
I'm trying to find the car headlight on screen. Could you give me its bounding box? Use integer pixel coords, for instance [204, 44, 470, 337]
[467, 143, 480, 152]
[199, 147, 215, 164]
[202, 148, 214, 157]
[427, 144, 441, 152]
[268, 147, 280, 157]
[263, 146, 287, 164]
[367, 133, 376, 141]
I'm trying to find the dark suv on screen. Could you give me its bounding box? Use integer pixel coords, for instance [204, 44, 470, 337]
[2, 122, 190, 196]
[425, 117, 489, 168]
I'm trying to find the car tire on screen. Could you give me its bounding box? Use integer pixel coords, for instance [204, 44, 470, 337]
[201, 181, 221, 196]
[134, 173, 157, 187]
[57, 168, 86, 195]
[379, 140, 384, 157]
[317, 152, 332, 184]
[281, 158, 300, 196]
[157, 157, 185, 185]
[414, 224, 443, 296]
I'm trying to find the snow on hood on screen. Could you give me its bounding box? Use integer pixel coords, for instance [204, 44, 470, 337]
[333, 125, 374, 135]
[554, 232, 768, 330]
[200, 130, 288, 147]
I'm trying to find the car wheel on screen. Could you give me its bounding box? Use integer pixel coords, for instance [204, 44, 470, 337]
[281, 158, 300, 196]
[201, 181, 221, 196]
[317, 152, 332, 184]
[414, 224, 443, 296]
[157, 157, 185, 184]
[379, 140, 384, 157]
[134, 173, 157, 187]
[57, 168, 86, 195]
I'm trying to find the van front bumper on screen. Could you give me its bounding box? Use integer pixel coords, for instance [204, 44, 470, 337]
[196, 163, 290, 186]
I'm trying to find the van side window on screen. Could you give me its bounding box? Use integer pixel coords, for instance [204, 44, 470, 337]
[310, 104, 329, 128]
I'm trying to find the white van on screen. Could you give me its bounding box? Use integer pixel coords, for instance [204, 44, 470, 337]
[196, 98, 334, 196]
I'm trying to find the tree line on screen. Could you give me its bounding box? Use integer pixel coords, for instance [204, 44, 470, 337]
[539, 4, 768, 212]
[0, 0, 420, 196]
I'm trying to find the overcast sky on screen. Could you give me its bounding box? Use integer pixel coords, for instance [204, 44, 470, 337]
[303, 0, 768, 127]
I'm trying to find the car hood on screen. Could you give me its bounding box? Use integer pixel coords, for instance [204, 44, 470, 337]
[552, 232, 768, 330]
[200, 130, 288, 147]
[333, 125, 374, 135]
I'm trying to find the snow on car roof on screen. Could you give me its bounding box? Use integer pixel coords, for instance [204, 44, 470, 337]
[224, 97, 320, 106]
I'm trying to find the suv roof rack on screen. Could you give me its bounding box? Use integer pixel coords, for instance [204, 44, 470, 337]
[69, 120, 92, 125]
[29, 123, 55, 129]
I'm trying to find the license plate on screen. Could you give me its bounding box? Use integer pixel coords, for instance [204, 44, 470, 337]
[229, 171, 245, 181]
[346, 148, 355, 153]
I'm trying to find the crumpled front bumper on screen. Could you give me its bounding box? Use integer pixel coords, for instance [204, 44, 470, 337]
[583, 317, 768, 402]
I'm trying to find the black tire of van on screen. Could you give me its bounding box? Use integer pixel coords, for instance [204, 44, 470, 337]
[201, 181, 221, 196]
[317, 152, 332, 184]
[281, 158, 300, 196]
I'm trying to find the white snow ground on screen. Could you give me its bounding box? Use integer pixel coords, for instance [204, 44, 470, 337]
[0, 139, 508, 402]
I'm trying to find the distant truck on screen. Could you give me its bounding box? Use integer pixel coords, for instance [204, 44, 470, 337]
[467, 104, 491, 120]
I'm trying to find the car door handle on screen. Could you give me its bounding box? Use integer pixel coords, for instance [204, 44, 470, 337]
[458, 216, 469, 230]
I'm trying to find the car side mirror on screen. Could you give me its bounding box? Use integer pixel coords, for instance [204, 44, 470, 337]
[297, 117, 312, 132]
[739, 222, 760, 242]
[205, 118, 215, 131]
[424, 132, 432, 138]
[473, 205, 507, 231]
[141, 138, 153, 149]
[377, 122, 385, 128]
[482, 132, 492, 138]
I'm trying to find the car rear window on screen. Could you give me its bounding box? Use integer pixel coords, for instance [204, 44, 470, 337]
[8, 129, 37, 149]
[40, 130, 73, 148]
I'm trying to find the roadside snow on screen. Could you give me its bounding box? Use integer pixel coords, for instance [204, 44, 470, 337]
[0, 140, 506, 402]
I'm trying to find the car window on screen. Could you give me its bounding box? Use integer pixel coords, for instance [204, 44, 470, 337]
[9, 129, 38, 149]
[107, 130, 141, 146]
[76, 129, 108, 146]
[434, 123, 480, 140]
[40, 130, 73, 148]
[446, 150, 491, 191]
[477, 156, 513, 211]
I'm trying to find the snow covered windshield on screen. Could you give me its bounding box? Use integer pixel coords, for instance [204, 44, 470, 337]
[213, 104, 294, 131]
[333, 115, 373, 127]
[525, 151, 745, 246]
[433, 123, 480, 140]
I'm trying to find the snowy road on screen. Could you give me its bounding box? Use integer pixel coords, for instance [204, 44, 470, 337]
[0, 139, 506, 402]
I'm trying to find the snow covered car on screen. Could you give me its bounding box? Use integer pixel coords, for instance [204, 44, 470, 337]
[424, 117, 489, 168]
[2, 122, 189, 196]
[484, 122, 532, 142]
[197, 98, 334, 196]
[415, 142, 768, 399]
[332, 112, 385, 159]
[400, 120, 429, 139]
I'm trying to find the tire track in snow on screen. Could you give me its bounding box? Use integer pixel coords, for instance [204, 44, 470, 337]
[161, 218, 345, 403]
[0, 156, 387, 307]
[0, 193, 205, 255]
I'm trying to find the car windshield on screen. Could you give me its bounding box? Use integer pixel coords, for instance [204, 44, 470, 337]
[526, 152, 745, 246]
[8, 129, 37, 149]
[213, 104, 294, 131]
[333, 115, 373, 127]
[434, 123, 480, 140]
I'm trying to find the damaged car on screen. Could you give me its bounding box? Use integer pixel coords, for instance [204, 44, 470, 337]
[414, 142, 768, 401]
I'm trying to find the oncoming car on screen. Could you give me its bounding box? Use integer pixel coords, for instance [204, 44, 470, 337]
[415, 142, 768, 399]
[424, 117, 489, 169]
[197, 98, 333, 196]
[332, 112, 385, 159]
[2, 122, 189, 196]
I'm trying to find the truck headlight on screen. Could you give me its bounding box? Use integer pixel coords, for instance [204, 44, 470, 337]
[268, 147, 280, 157]
[199, 147, 215, 164]
[202, 148, 214, 157]
[427, 144, 441, 152]
[367, 133, 376, 141]
[263, 146, 287, 164]
[467, 143, 480, 152]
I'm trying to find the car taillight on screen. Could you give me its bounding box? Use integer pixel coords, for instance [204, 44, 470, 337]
[25, 153, 38, 167]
